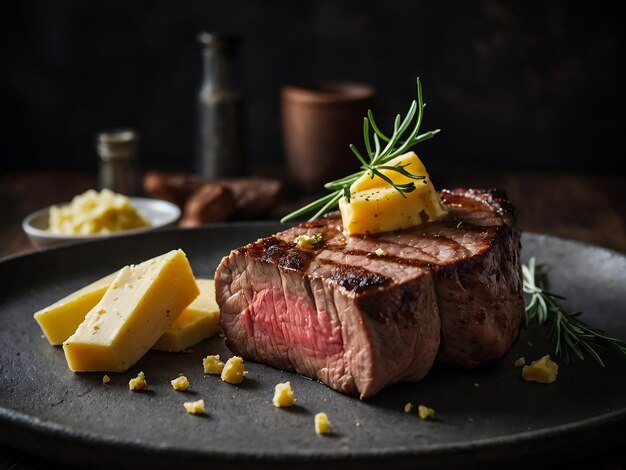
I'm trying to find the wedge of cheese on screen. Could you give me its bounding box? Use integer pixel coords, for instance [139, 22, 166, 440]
[152, 279, 220, 352]
[34, 272, 119, 345]
[63, 249, 199, 372]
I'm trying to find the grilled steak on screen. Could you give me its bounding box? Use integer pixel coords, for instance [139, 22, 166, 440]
[215, 188, 524, 398]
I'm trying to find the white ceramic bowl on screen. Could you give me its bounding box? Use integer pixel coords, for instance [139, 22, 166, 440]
[22, 197, 181, 250]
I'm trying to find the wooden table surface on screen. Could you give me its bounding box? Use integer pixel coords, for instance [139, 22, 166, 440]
[1, 170, 625, 469]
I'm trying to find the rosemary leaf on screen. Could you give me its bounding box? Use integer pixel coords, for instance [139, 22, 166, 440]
[377, 165, 427, 181]
[323, 171, 362, 189]
[369, 168, 414, 197]
[349, 144, 369, 167]
[309, 191, 342, 221]
[363, 117, 374, 160]
[280, 191, 339, 223]
[373, 133, 381, 156]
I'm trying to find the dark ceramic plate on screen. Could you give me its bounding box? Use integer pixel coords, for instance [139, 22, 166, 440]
[1, 224, 625, 469]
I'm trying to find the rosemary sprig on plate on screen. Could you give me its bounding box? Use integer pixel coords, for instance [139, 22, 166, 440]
[523, 257, 626, 366]
[281, 77, 440, 222]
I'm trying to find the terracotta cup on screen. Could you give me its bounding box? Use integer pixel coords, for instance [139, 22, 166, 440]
[281, 82, 375, 190]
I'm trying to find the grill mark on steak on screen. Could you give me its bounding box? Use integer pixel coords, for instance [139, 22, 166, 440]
[329, 264, 390, 293]
[379, 232, 473, 257]
[343, 249, 433, 267]
[337, 232, 507, 283]
[242, 230, 396, 293]
[279, 251, 311, 271]
[240, 237, 314, 272]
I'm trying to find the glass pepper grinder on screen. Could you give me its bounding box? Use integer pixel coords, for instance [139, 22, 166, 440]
[197, 32, 243, 179]
[96, 128, 139, 195]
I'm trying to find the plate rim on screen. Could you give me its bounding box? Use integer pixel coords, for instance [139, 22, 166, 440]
[1, 388, 624, 466]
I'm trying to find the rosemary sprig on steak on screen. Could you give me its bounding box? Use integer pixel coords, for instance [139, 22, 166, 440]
[523, 257, 626, 366]
[281, 77, 440, 222]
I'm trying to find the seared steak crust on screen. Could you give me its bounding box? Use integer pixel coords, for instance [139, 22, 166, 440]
[435, 189, 524, 367]
[215, 188, 524, 398]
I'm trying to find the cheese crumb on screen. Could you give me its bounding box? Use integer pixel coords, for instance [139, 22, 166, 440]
[183, 399, 205, 415]
[404, 402, 413, 413]
[128, 371, 147, 391]
[418, 405, 436, 420]
[374, 248, 386, 256]
[295, 233, 323, 249]
[221, 356, 245, 384]
[171, 375, 190, 391]
[515, 357, 526, 367]
[203, 355, 225, 375]
[522, 355, 558, 384]
[102, 375, 110, 384]
[314, 412, 331, 435]
[273, 382, 295, 407]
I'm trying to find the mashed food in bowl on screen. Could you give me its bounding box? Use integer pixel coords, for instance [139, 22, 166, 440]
[48, 189, 150, 235]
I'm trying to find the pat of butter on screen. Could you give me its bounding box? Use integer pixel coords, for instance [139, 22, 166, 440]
[153, 279, 220, 352]
[339, 151, 447, 235]
[62, 249, 199, 372]
[34, 272, 119, 345]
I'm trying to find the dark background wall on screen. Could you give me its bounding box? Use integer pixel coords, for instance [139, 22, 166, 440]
[2, 1, 625, 175]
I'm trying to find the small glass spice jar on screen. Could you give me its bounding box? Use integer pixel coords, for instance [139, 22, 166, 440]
[96, 129, 139, 195]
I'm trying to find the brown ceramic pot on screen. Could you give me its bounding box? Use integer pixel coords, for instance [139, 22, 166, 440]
[281, 82, 375, 190]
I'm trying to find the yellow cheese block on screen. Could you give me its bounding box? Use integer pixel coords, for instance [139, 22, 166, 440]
[338, 151, 447, 235]
[152, 279, 220, 352]
[35, 272, 218, 351]
[63, 249, 199, 372]
[34, 272, 119, 345]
